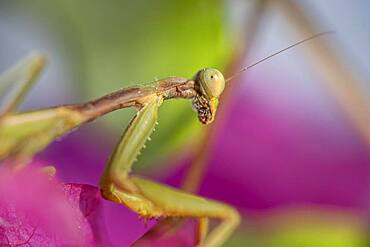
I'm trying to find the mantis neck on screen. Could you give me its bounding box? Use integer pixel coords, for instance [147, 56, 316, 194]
[71, 78, 196, 122]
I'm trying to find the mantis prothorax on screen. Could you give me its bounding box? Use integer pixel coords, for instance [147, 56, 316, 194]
[0, 31, 332, 246]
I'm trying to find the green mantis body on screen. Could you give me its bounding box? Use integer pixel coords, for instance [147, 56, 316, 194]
[0, 33, 330, 246]
[0, 53, 239, 246]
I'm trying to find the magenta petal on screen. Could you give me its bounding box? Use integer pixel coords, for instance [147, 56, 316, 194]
[61, 183, 111, 246]
[133, 220, 195, 247]
[0, 167, 110, 246]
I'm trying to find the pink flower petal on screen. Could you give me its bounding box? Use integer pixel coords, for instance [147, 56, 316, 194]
[132, 220, 195, 247]
[0, 167, 110, 246]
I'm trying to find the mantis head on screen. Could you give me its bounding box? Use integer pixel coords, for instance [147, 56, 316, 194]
[193, 68, 225, 124]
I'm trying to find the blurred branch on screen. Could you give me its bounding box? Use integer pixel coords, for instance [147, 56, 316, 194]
[272, 0, 370, 148]
[182, 0, 268, 193]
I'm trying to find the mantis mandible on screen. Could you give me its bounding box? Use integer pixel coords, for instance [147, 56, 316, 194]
[0, 32, 331, 246]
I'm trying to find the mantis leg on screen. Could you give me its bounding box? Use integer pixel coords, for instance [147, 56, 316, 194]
[0, 52, 45, 116]
[131, 176, 240, 247]
[100, 95, 240, 247]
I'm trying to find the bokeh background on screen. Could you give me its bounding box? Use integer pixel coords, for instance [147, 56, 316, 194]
[0, 0, 369, 246]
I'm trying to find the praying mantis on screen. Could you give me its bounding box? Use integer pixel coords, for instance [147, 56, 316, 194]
[0, 32, 331, 246]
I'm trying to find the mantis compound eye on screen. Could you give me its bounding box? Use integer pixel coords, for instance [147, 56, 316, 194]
[198, 68, 225, 99]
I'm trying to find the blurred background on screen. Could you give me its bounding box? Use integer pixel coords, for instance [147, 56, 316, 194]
[0, 0, 369, 246]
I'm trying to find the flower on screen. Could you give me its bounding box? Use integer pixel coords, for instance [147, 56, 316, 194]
[0, 166, 110, 246]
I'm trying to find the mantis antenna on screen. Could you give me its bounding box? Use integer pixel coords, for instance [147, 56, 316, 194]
[225, 30, 335, 82]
